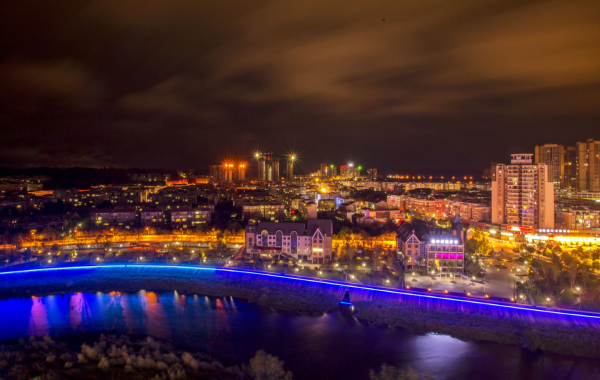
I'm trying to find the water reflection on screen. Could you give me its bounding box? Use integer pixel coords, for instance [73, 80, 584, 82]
[0, 292, 598, 380]
[141, 291, 171, 341]
[27, 296, 48, 337]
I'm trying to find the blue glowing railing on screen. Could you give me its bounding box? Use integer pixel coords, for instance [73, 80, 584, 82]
[1, 264, 600, 323]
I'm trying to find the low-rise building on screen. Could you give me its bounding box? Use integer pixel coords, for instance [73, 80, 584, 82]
[242, 202, 285, 222]
[92, 209, 136, 227]
[397, 224, 464, 274]
[140, 208, 165, 226]
[245, 220, 333, 264]
[170, 208, 211, 228]
[555, 205, 600, 230]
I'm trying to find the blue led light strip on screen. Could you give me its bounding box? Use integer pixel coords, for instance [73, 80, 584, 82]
[1, 264, 599, 320]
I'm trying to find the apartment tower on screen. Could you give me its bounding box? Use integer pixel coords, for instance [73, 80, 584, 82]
[492, 154, 554, 229]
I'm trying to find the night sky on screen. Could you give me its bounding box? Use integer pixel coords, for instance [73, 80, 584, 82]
[1, 0, 599, 176]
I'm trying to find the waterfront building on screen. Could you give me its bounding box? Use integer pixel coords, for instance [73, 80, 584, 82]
[397, 224, 464, 274]
[245, 220, 333, 264]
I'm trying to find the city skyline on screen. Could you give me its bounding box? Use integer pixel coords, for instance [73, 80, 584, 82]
[2, 2, 600, 377]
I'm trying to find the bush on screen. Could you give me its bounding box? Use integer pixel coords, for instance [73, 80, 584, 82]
[560, 288, 575, 303]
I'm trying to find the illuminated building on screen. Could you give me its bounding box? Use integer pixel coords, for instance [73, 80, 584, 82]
[140, 208, 165, 226]
[576, 139, 600, 191]
[256, 152, 279, 181]
[209, 162, 246, 183]
[245, 219, 333, 264]
[555, 204, 600, 230]
[387, 194, 404, 208]
[492, 154, 554, 229]
[535, 144, 564, 188]
[319, 163, 336, 177]
[91, 209, 136, 227]
[397, 224, 464, 273]
[191, 176, 210, 184]
[149, 187, 197, 207]
[340, 163, 361, 178]
[286, 155, 295, 181]
[170, 208, 211, 228]
[242, 202, 285, 222]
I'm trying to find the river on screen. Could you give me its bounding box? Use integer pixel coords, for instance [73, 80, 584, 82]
[0, 291, 597, 380]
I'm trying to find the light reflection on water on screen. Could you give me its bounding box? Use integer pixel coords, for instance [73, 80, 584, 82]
[0, 292, 598, 380]
[27, 296, 48, 336]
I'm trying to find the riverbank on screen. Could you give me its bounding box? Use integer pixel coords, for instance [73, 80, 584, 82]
[353, 301, 600, 358]
[0, 334, 287, 380]
[1, 266, 600, 358]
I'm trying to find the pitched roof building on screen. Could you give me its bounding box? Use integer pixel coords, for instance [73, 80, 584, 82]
[245, 220, 333, 264]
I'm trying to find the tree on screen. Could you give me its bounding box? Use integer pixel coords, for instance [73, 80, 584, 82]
[447, 260, 457, 278]
[347, 245, 356, 262]
[592, 260, 600, 272]
[429, 261, 438, 276]
[41, 226, 60, 241]
[249, 350, 292, 380]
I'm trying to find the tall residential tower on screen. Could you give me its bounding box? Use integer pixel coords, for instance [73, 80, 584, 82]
[576, 139, 600, 191]
[256, 152, 280, 182]
[535, 144, 564, 188]
[492, 154, 554, 229]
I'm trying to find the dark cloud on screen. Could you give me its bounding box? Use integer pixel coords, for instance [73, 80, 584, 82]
[0, 0, 599, 175]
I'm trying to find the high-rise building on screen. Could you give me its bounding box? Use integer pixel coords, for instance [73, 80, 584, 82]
[535, 144, 564, 188]
[340, 164, 360, 178]
[209, 162, 246, 183]
[576, 139, 600, 191]
[318, 163, 337, 177]
[255, 152, 279, 181]
[564, 147, 577, 189]
[236, 163, 246, 182]
[286, 155, 295, 181]
[491, 154, 554, 229]
[319, 163, 330, 177]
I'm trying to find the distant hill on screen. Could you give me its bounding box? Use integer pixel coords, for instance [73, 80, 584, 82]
[0, 167, 177, 189]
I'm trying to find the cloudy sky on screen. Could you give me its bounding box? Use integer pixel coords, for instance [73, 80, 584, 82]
[1, 0, 599, 176]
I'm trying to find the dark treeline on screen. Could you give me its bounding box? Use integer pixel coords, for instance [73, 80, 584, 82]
[0, 167, 179, 189]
